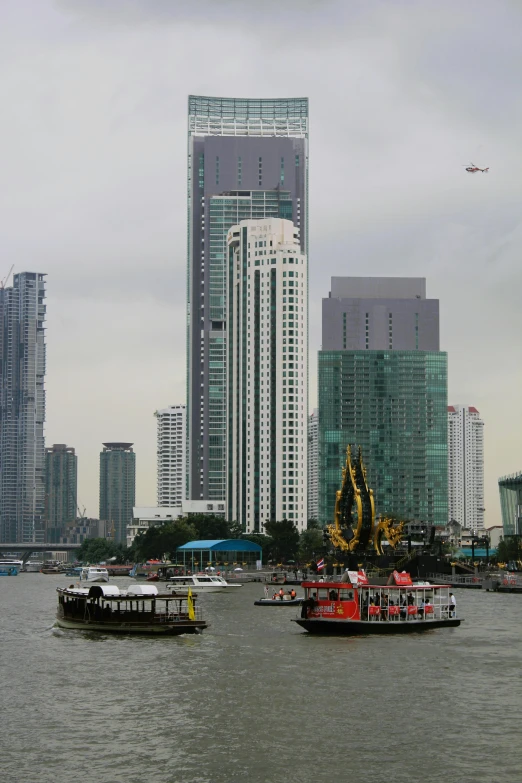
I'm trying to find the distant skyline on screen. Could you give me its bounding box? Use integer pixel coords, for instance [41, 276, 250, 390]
[2, 1, 522, 523]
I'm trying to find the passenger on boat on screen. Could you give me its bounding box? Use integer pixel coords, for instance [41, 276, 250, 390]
[417, 599, 425, 619]
[407, 592, 415, 606]
[264, 585, 269, 599]
[381, 595, 389, 621]
[449, 593, 456, 617]
[329, 589, 337, 600]
[290, 589, 296, 599]
[279, 587, 285, 599]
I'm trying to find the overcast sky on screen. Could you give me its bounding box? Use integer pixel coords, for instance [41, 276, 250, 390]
[1, 0, 521, 523]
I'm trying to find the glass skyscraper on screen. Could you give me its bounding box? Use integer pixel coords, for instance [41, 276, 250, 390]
[498, 472, 522, 536]
[0, 272, 47, 543]
[187, 96, 308, 502]
[99, 443, 136, 544]
[317, 277, 448, 528]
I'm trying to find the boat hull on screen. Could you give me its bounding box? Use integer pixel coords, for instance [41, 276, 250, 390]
[294, 618, 461, 634]
[55, 616, 207, 635]
[254, 598, 303, 606]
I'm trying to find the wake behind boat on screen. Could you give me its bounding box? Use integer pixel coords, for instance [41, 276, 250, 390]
[168, 574, 242, 593]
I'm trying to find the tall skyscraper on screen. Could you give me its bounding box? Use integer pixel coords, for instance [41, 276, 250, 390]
[227, 218, 308, 531]
[308, 409, 319, 521]
[45, 444, 78, 543]
[155, 405, 187, 507]
[99, 443, 136, 544]
[448, 405, 484, 531]
[318, 277, 447, 528]
[187, 95, 308, 504]
[0, 272, 46, 543]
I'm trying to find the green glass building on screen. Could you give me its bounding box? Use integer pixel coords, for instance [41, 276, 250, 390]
[45, 444, 78, 543]
[498, 472, 522, 536]
[318, 351, 448, 527]
[99, 443, 136, 544]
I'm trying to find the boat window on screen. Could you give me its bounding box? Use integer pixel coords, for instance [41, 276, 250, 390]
[198, 577, 212, 582]
[339, 589, 354, 601]
[317, 588, 330, 600]
[328, 589, 339, 601]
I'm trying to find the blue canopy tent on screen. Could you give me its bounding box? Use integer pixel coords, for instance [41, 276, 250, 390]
[177, 539, 262, 570]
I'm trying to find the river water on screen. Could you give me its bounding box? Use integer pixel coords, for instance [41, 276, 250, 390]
[2, 574, 521, 783]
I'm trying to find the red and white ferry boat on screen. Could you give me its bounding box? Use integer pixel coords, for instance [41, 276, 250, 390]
[294, 570, 461, 635]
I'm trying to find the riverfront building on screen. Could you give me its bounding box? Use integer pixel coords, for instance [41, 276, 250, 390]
[99, 443, 136, 544]
[45, 444, 78, 543]
[128, 501, 226, 547]
[186, 95, 308, 504]
[318, 277, 447, 528]
[447, 405, 484, 531]
[155, 405, 187, 507]
[227, 218, 308, 532]
[498, 472, 522, 537]
[308, 409, 319, 521]
[0, 272, 47, 543]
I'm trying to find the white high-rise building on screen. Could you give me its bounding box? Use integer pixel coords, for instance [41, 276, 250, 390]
[155, 405, 187, 507]
[448, 405, 484, 531]
[227, 218, 308, 532]
[308, 409, 319, 521]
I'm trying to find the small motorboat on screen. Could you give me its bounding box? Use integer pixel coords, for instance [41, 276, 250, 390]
[146, 573, 159, 582]
[254, 596, 303, 606]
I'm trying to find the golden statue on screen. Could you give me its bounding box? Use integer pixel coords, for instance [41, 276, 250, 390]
[326, 446, 404, 555]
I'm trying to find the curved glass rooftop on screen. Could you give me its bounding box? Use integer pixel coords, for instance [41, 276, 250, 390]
[188, 95, 309, 137]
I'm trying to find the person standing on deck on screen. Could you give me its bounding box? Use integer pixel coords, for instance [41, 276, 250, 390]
[449, 592, 456, 617]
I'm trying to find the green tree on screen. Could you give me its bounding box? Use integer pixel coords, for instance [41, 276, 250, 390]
[263, 520, 299, 562]
[299, 528, 324, 561]
[134, 520, 197, 561]
[496, 536, 522, 564]
[307, 518, 320, 530]
[189, 514, 232, 540]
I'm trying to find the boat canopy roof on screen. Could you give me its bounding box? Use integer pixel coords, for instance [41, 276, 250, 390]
[126, 584, 159, 596]
[88, 585, 121, 598]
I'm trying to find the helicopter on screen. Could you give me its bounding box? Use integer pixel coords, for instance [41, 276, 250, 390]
[464, 163, 489, 173]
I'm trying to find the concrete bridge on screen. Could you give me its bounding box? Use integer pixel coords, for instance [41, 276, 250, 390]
[0, 542, 78, 565]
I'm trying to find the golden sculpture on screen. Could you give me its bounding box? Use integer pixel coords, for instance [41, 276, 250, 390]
[326, 446, 404, 555]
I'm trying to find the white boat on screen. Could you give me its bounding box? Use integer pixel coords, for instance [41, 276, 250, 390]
[168, 574, 243, 593]
[25, 560, 43, 572]
[0, 558, 22, 576]
[79, 567, 110, 583]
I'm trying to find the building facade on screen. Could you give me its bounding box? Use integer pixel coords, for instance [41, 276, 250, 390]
[322, 277, 440, 351]
[448, 405, 484, 531]
[318, 277, 447, 528]
[45, 444, 78, 543]
[0, 272, 47, 543]
[227, 218, 308, 532]
[99, 443, 136, 544]
[308, 408, 319, 521]
[128, 501, 226, 547]
[155, 405, 187, 507]
[498, 472, 522, 537]
[187, 95, 308, 503]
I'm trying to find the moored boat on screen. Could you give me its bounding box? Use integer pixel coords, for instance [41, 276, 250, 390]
[79, 566, 110, 583]
[168, 574, 243, 593]
[55, 584, 207, 635]
[294, 570, 461, 635]
[0, 559, 21, 576]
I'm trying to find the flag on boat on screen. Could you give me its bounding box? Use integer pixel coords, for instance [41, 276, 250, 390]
[187, 587, 196, 621]
[316, 558, 325, 571]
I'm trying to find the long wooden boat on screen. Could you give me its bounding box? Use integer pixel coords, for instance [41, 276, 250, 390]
[294, 570, 461, 635]
[55, 584, 207, 635]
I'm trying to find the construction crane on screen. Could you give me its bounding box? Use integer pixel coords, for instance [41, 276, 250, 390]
[0, 265, 14, 290]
